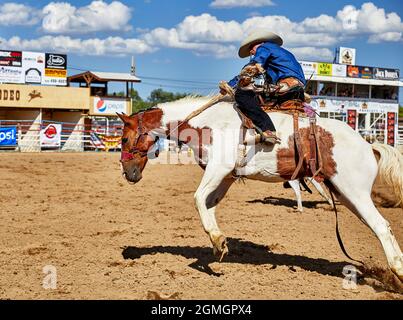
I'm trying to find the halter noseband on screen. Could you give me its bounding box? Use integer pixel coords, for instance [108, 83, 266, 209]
[120, 111, 158, 162]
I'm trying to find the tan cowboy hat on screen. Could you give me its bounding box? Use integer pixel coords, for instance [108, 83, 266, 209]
[238, 29, 283, 58]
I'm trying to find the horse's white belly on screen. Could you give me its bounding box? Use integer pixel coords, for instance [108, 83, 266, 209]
[235, 145, 283, 182]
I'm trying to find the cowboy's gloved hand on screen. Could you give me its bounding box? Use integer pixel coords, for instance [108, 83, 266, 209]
[240, 63, 264, 77]
[219, 81, 235, 97]
[238, 76, 252, 87]
[219, 81, 228, 95]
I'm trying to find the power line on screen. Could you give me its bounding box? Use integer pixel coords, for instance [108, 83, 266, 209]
[137, 75, 217, 85]
[140, 81, 216, 90]
[68, 65, 220, 87]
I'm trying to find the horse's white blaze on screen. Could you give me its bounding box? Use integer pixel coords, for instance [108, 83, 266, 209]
[156, 97, 403, 279]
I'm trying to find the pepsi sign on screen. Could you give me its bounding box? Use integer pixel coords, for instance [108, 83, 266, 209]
[0, 127, 17, 146]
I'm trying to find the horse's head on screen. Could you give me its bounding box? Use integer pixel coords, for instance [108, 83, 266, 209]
[117, 109, 163, 184]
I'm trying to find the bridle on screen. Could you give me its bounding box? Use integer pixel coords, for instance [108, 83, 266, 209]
[120, 111, 159, 163]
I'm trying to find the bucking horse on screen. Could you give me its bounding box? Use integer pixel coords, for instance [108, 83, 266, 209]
[117, 96, 403, 281]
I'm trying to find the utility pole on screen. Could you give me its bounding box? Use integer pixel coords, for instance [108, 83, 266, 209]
[130, 56, 135, 75]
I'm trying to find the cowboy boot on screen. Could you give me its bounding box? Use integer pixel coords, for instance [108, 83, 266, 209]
[260, 130, 281, 145]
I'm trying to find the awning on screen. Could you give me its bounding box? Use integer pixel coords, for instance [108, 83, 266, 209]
[68, 71, 141, 84]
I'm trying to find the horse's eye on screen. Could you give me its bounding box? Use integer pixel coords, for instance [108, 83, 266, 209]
[122, 138, 128, 144]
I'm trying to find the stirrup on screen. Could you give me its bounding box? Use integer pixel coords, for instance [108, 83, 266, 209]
[260, 131, 281, 145]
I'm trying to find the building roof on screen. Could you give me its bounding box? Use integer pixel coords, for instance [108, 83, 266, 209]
[68, 71, 141, 84]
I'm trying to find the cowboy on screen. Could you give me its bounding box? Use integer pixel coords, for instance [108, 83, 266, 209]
[222, 30, 306, 144]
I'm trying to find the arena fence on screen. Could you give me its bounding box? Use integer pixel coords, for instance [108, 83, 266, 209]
[1, 119, 403, 153]
[398, 125, 403, 148]
[0, 119, 123, 152]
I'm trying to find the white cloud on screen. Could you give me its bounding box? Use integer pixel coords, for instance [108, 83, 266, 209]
[177, 14, 243, 43]
[0, 2, 41, 26]
[42, 1, 132, 34]
[289, 47, 333, 61]
[0, 35, 155, 56]
[299, 2, 403, 37]
[0, 1, 401, 60]
[368, 32, 402, 43]
[143, 27, 236, 58]
[143, 3, 403, 59]
[210, 0, 275, 8]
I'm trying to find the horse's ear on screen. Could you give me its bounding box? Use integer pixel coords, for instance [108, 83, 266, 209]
[116, 112, 128, 124]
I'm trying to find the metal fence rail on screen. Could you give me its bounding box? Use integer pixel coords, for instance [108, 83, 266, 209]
[398, 125, 403, 147]
[0, 119, 123, 152]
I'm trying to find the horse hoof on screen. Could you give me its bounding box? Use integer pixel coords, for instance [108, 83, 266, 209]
[212, 235, 228, 261]
[391, 268, 403, 282]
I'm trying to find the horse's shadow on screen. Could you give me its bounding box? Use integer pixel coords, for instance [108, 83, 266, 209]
[122, 237, 350, 278]
[247, 196, 330, 209]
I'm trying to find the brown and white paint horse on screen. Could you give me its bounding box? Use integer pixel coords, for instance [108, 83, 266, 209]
[118, 96, 403, 280]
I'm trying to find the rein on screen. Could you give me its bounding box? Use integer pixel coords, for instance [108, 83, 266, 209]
[328, 187, 364, 266]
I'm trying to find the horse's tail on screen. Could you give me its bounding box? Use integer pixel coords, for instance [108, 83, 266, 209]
[371, 143, 403, 208]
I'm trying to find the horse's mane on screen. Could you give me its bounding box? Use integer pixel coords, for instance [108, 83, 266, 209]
[130, 95, 214, 117]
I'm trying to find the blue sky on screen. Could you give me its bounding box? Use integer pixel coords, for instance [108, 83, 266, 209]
[0, 0, 402, 101]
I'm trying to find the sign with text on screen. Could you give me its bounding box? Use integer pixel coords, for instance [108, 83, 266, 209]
[338, 47, 356, 65]
[0, 50, 22, 67]
[43, 53, 67, 86]
[22, 51, 45, 84]
[40, 123, 62, 147]
[332, 64, 347, 77]
[93, 97, 128, 115]
[317, 63, 332, 76]
[299, 61, 317, 77]
[0, 66, 24, 84]
[373, 68, 399, 81]
[0, 127, 17, 146]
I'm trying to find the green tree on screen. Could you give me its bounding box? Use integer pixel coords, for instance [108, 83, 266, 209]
[130, 88, 190, 114]
[148, 88, 188, 104]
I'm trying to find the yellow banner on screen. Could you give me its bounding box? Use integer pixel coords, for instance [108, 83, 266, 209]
[317, 63, 332, 76]
[45, 68, 67, 78]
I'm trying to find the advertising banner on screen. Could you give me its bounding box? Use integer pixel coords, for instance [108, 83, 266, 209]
[42, 53, 67, 86]
[358, 66, 373, 79]
[386, 112, 396, 146]
[22, 51, 45, 84]
[347, 65, 360, 78]
[317, 63, 332, 76]
[299, 61, 317, 77]
[0, 50, 22, 67]
[338, 47, 356, 65]
[0, 127, 17, 146]
[311, 98, 399, 113]
[332, 64, 347, 77]
[0, 66, 24, 84]
[373, 68, 399, 80]
[40, 123, 62, 147]
[347, 65, 373, 79]
[93, 97, 128, 115]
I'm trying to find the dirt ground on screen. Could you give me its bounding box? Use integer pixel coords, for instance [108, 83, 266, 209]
[0, 152, 402, 300]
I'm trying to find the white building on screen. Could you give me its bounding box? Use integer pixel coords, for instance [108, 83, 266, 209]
[299, 59, 402, 147]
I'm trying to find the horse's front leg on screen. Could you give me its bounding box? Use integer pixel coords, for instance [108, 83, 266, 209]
[288, 180, 303, 212]
[194, 165, 235, 261]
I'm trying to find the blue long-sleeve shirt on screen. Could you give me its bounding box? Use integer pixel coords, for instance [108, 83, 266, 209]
[228, 42, 306, 88]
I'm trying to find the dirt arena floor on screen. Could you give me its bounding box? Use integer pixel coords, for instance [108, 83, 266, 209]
[0, 152, 402, 300]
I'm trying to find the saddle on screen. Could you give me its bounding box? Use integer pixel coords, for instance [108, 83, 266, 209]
[236, 99, 325, 182]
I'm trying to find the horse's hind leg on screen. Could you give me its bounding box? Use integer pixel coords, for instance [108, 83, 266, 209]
[310, 178, 333, 207]
[330, 175, 403, 280]
[194, 165, 235, 259]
